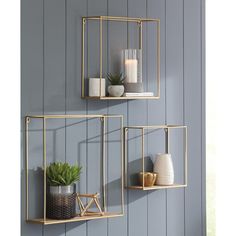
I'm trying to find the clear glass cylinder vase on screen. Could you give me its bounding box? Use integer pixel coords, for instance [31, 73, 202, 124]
[121, 49, 143, 93]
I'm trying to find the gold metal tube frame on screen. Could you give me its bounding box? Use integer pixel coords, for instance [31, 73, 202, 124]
[25, 117, 29, 221]
[25, 114, 124, 224]
[43, 118, 47, 221]
[81, 16, 160, 99]
[141, 128, 145, 189]
[124, 125, 188, 190]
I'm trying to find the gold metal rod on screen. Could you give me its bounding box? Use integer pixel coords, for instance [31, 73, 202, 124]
[26, 114, 103, 119]
[124, 125, 187, 129]
[25, 117, 29, 221]
[120, 117, 124, 214]
[43, 118, 47, 221]
[80, 198, 94, 217]
[124, 128, 128, 189]
[83, 15, 160, 22]
[25, 114, 124, 119]
[142, 128, 145, 189]
[101, 117, 106, 212]
[81, 18, 86, 98]
[99, 17, 103, 97]
[157, 20, 160, 98]
[103, 115, 123, 118]
[185, 127, 188, 186]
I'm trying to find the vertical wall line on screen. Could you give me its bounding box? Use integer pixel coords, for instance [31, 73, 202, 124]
[200, 0, 203, 233]
[42, 0, 45, 235]
[127, 0, 129, 235]
[183, 0, 186, 236]
[145, 0, 148, 235]
[165, 0, 167, 236]
[106, 0, 109, 235]
[64, 0, 67, 235]
[86, 1, 89, 236]
[200, 0, 206, 235]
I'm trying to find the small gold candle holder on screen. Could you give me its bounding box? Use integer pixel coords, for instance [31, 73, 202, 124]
[139, 172, 157, 187]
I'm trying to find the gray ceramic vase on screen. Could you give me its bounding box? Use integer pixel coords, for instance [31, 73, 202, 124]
[108, 85, 124, 97]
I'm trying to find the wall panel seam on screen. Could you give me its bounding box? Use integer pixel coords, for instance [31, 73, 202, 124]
[183, 0, 186, 236]
[42, 0, 45, 234]
[65, 0, 67, 235]
[200, 0, 206, 235]
[165, 1, 167, 236]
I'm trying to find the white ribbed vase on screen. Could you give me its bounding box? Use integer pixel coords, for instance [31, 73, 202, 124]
[154, 153, 174, 185]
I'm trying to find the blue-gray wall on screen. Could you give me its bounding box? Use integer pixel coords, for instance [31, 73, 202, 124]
[21, 0, 205, 235]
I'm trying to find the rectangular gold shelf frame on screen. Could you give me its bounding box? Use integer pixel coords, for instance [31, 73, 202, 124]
[124, 125, 188, 191]
[27, 212, 123, 225]
[25, 114, 124, 225]
[81, 15, 160, 100]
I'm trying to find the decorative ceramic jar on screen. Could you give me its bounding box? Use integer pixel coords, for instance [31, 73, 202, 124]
[153, 153, 174, 185]
[139, 172, 157, 187]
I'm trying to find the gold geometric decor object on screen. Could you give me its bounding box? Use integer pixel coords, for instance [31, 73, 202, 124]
[77, 193, 104, 217]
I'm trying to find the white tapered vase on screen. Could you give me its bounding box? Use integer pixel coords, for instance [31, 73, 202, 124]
[154, 153, 174, 186]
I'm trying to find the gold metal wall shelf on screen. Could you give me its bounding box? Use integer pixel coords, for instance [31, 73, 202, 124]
[81, 16, 160, 100]
[27, 212, 122, 225]
[25, 114, 124, 225]
[124, 125, 188, 191]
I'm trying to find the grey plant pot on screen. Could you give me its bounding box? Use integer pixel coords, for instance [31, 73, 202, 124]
[108, 85, 124, 97]
[47, 184, 76, 219]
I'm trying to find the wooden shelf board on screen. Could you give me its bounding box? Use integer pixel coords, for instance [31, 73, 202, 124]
[26, 212, 123, 225]
[83, 96, 160, 100]
[127, 184, 187, 191]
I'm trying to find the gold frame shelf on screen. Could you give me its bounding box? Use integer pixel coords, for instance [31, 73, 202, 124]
[124, 125, 188, 191]
[25, 114, 124, 225]
[127, 184, 187, 191]
[27, 212, 123, 225]
[81, 15, 160, 100]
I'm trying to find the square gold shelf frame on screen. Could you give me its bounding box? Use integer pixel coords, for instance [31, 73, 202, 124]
[25, 114, 124, 225]
[81, 15, 160, 100]
[124, 125, 188, 191]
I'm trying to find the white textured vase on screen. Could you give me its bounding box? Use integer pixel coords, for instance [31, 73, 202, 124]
[89, 78, 105, 97]
[108, 85, 124, 97]
[154, 153, 174, 185]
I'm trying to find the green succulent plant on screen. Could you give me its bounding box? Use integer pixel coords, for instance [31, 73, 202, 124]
[46, 162, 82, 186]
[107, 73, 125, 85]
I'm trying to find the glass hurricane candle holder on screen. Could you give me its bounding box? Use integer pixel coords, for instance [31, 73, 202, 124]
[122, 49, 143, 93]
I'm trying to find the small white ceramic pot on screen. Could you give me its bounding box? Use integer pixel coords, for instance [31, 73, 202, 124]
[153, 153, 174, 185]
[89, 78, 106, 97]
[108, 85, 124, 97]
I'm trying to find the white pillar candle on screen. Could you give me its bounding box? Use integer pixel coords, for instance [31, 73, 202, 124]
[125, 59, 138, 83]
[89, 78, 106, 97]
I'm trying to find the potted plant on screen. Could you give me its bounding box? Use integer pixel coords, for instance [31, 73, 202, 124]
[46, 162, 82, 219]
[107, 73, 125, 97]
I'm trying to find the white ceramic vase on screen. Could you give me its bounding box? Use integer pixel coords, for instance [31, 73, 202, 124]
[89, 78, 105, 97]
[153, 153, 174, 185]
[108, 85, 124, 97]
